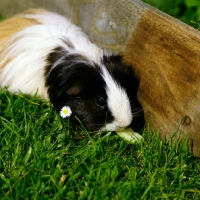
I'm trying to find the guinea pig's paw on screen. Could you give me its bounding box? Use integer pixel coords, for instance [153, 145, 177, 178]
[116, 127, 143, 144]
[60, 106, 72, 118]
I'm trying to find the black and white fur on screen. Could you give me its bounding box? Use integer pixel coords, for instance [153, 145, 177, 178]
[0, 9, 144, 133]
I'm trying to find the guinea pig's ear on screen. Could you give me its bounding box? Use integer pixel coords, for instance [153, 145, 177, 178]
[45, 48, 101, 104]
[63, 65, 95, 96]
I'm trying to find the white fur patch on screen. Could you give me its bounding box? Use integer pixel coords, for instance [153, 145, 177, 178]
[0, 10, 100, 100]
[100, 65, 133, 131]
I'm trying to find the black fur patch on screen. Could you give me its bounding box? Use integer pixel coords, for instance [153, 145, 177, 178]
[45, 46, 114, 132]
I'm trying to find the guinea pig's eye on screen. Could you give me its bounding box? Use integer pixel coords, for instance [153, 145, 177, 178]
[95, 96, 106, 108]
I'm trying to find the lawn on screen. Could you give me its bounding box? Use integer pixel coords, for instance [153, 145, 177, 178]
[143, 0, 200, 29]
[0, 90, 200, 199]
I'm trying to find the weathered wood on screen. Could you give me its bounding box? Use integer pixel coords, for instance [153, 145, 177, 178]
[0, 0, 146, 51]
[1, 0, 200, 156]
[123, 8, 200, 157]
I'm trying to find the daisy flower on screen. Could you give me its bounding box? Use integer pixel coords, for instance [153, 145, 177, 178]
[60, 106, 72, 118]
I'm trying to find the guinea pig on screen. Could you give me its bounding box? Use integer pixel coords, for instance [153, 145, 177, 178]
[0, 9, 144, 133]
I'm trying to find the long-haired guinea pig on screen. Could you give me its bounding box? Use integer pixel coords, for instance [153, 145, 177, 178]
[0, 9, 144, 133]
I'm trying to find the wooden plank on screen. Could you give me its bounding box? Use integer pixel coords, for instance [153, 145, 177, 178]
[123, 8, 200, 157]
[0, 0, 146, 51]
[1, 0, 200, 156]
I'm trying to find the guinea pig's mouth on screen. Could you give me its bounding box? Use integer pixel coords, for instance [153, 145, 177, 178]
[115, 126, 127, 131]
[99, 120, 133, 133]
[98, 124, 131, 134]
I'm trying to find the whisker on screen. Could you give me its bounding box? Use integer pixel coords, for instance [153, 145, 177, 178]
[131, 107, 142, 112]
[131, 105, 150, 114]
[132, 109, 143, 116]
[132, 109, 143, 114]
[132, 113, 143, 118]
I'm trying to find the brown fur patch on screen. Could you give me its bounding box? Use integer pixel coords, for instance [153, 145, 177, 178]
[0, 9, 42, 69]
[0, 11, 41, 44]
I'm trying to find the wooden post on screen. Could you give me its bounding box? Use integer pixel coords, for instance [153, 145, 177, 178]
[1, 0, 200, 156]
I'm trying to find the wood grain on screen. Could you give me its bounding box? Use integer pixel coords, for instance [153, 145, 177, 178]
[1, 0, 200, 156]
[123, 9, 200, 156]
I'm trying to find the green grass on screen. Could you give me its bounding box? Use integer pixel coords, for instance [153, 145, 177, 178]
[0, 89, 200, 199]
[142, 0, 200, 29]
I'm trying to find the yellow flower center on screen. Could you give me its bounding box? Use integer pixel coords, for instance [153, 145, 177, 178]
[63, 109, 68, 114]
